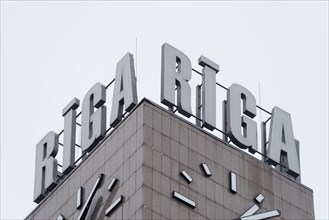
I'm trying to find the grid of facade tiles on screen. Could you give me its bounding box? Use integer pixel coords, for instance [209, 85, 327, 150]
[26, 99, 314, 220]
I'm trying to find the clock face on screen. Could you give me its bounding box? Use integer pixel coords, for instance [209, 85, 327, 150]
[57, 163, 281, 220]
[172, 163, 281, 220]
[58, 174, 124, 220]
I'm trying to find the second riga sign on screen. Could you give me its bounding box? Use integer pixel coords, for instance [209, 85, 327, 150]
[33, 43, 300, 204]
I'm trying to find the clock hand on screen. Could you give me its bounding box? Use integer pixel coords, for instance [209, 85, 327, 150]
[240, 204, 260, 218]
[57, 214, 65, 220]
[240, 193, 265, 218]
[78, 174, 104, 220]
[240, 209, 281, 220]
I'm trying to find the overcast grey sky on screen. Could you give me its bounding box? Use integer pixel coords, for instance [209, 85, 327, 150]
[1, 1, 328, 219]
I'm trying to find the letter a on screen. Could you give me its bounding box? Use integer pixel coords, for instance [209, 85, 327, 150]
[110, 53, 138, 127]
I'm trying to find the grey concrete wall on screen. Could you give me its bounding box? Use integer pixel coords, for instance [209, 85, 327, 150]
[26, 99, 314, 220]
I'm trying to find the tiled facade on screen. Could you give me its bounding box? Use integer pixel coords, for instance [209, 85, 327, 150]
[26, 99, 315, 220]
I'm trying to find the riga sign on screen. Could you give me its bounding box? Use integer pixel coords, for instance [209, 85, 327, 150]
[33, 43, 301, 204]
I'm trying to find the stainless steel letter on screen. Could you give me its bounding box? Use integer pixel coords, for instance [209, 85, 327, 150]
[62, 98, 80, 174]
[195, 85, 202, 127]
[227, 84, 257, 153]
[267, 107, 300, 178]
[110, 53, 138, 127]
[34, 131, 59, 203]
[81, 83, 106, 153]
[161, 43, 192, 117]
[198, 56, 219, 130]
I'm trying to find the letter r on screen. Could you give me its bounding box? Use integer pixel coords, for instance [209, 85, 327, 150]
[33, 131, 59, 203]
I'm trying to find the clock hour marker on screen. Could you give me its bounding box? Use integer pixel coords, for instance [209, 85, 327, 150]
[200, 163, 212, 176]
[107, 177, 118, 192]
[230, 171, 237, 193]
[76, 187, 83, 209]
[180, 170, 193, 184]
[172, 191, 196, 208]
[105, 195, 124, 216]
